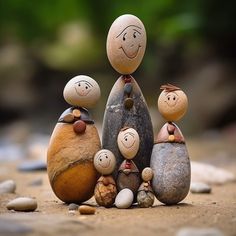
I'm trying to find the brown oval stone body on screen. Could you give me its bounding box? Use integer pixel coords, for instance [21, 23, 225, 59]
[47, 123, 101, 203]
[150, 142, 191, 205]
[102, 76, 154, 179]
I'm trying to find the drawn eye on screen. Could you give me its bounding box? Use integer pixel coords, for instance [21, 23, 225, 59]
[168, 97, 170, 100]
[106, 155, 108, 159]
[99, 159, 102, 162]
[123, 35, 126, 41]
[78, 83, 81, 87]
[125, 138, 128, 141]
[85, 86, 88, 89]
[173, 97, 176, 100]
[133, 32, 136, 38]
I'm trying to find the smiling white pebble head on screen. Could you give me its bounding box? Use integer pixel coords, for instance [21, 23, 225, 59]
[117, 127, 140, 159]
[63, 75, 101, 108]
[94, 149, 116, 175]
[106, 14, 147, 75]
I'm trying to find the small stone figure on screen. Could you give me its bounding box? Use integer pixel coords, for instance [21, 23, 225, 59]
[137, 167, 155, 208]
[116, 127, 141, 195]
[47, 75, 101, 203]
[150, 84, 191, 205]
[102, 14, 154, 179]
[94, 149, 117, 208]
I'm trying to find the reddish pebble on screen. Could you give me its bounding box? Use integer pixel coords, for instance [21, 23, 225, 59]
[79, 205, 96, 215]
[73, 120, 86, 134]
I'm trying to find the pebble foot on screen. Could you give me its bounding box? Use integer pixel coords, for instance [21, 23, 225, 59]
[6, 197, 37, 212]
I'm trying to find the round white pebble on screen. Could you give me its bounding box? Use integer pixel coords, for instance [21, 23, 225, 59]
[6, 197, 37, 212]
[115, 188, 134, 209]
[0, 180, 16, 194]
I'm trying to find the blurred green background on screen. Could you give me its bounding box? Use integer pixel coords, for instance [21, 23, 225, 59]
[0, 0, 236, 139]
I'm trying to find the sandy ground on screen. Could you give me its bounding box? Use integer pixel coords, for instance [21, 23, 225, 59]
[0, 136, 236, 236]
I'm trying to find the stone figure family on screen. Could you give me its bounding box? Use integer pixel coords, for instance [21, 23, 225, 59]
[47, 14, 191, 208]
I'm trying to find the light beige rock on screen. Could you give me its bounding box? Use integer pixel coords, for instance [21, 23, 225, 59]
[7, 197, 37, 212]
[0, 180, 16, 194]
[94, 149, 116, 175]
[158, 84, 188, 121]
[141, 167, 153, 182]
[63, 75, 100, 108]
[106, 14, 146, 74]
[117, 127, 140, 159]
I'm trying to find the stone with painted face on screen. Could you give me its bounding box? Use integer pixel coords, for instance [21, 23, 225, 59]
[158, 86, 188, 122]
[106, 14, 146, 74]
[117, 127, 140, 159]
[63, 75, 100, 108]
[94, 149, 116, 175]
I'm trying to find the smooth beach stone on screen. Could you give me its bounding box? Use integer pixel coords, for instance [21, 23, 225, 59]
[94, 149, 116, 175]
[158, 84, 188, 122]
[79, 205, 96, 215]
[63, 75, 101, 108]
[176, 227, 224, 236]
[72, 109, 81, 118]
[0, 180, 16, 194]
[102, 76, 154, 179]
[47, 123, 101, 203]
[115, 188, 134, 209]
[137, 191, 155, 208]
[150, 142, 191, 205]
[18, 160, 46, 172]
[6, 197, 37, 212]
[190, 182, 211, 194]
[142, 167, 153, 182]
[106, 14, 147, 75]
[63, 113, 74, 123]
[124, 83, 133, 95]
[73, 120, 86, 134]
[124, 98, 134, 109]
[68, 203, 79, 211]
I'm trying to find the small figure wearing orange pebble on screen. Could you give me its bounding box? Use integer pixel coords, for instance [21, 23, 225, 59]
[94, 149, 117, 208]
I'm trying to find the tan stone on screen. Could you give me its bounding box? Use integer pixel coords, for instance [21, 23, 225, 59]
[79, 205, 96, 215]
[106, 14, 146, 74]
[47, 123, 101, 203]
[141, 167, 153, 182]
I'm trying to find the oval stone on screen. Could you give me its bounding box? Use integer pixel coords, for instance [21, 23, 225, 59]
[47, 123, 101, 203]
[115, 188, 134, 209]
[0, 180, 16, 194]
[7, 197, 37, 212]
[124, 83, 133, 95]
[137, 191, 155, 208]
[73, 120, 86, 134]
[124, 98, 134, 109]
[79, 205, 96, 215]
[102, 76, 154, 179]
[150, 142, 191, 205]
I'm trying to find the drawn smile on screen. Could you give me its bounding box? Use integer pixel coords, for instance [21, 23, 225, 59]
[121, 140, 135, 149]
[99, 159, 111, 168]
[75, 87, 91, 97]
[120, 45, 141, 59]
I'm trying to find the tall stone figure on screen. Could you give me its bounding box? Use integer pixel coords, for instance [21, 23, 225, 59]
[47, 75, 101, 203]
[103, 14, 154, 178]
[150, 84, 191, 205]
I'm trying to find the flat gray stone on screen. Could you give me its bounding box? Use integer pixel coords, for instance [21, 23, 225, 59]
[176, 227, 224, 236]
[0, 218, 32, 235]
[150, 143, 191, 205]
[0, 180, 16, 194]
[190, 182, 211, 193]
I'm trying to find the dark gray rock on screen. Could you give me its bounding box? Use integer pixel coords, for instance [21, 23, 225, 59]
[150, 143, 191, 205]
[102, 76, 154, 179]
[17, 160, 46, 172]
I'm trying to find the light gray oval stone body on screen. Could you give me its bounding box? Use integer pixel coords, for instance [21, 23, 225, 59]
[137, 191, 155, 208]
[102, 77, 154, 179]
[0, 180, 16, 194]
[7, 197, 37, 212]
[115, 188, 134, 209]
[150, 143, 191, 205]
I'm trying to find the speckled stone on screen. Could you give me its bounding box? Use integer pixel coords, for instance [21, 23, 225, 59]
[137, 191, 155, 208]
[102, 76, 154, 179]
[150, 143, 190, 205]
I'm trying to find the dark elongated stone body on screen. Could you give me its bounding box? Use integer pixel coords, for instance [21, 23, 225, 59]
[150, 142, 191, 205]
[102, 76, 154, 179]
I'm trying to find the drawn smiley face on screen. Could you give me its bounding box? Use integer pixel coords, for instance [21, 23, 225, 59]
[117, 127, 140, 159]
[158, 89, 188, 122]
[94, 149, 116, 175]
[106, 14, 146, 74]
[63, 75, 100, 108]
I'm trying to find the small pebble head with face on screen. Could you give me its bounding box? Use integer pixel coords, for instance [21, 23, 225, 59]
[63, 75, 101, 108]
[94, 149, 116, 175]
[117, 127, 140, 159]
[106, 14, 147, 75]
[158, 84, 188, 122]
[142, 167, 153, 182]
